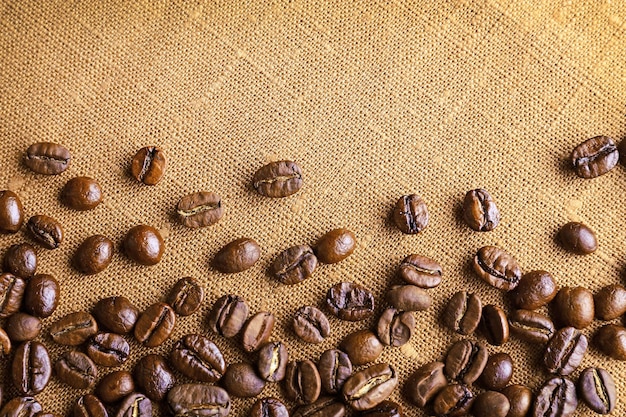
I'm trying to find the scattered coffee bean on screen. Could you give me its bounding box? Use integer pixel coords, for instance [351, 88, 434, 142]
[293, 305, 330, 344]
[26, 215, 63, 249]
[326, 281, 375, 321]
[122, 225, 164, 266]
[72, 395, 107, 417]
[396, 254, 442, 288]
[594, 324, 626, 360]
[207, 294, 249, 338]
[95, 370, 135, 403]
[50, 311, 98, 345]
[133, 354, 176, 402]
[532, 377, 577, 417]
[571, 135, 618, 179]
[222, 362, 266, 398]
[442, 291, 482, 335]
[130, 146, 166, 185]
[61, 177, 103, 211]
[404, 361, 448, 407]
[133, 302, 176, 347]
[86, 332, 130, 367]
[339, 329, 383, 366]
[270, 244, 318, 284]
[472, 391, 510, 417]
[501, 384, 533, 417]
[553, 286, 594, 329]
[249, 397, 289, 417]
[93, 296, 138, 334]
[242, 311, 275, 352]
[342, 363, 398, 411]
[508, 309, 554, 344]
[479, 304, 509, 346]
[12, 341, 51, 395]
[170, 334, 225, 382]
[479, 352, 513, 391]
[24, 142, 71, 175]
[0, 190, 24, 233]
[432, 384, 474, 417]
[166, 276, 204, 316]
[291, 397, 346, 417]
[115, 393, 151, 417]
[285, 360, 322, 404]
[318, 348, 352, 395]
[167, 384, 231, 417]
[213, 238, 260, 273]
[359, 400, 403, 417]
[557, 222, 597, 254]
[463, 188, 500, 232]
[473, 246, 521, 290]
[55, 350, 98, 389]
[544, 326, 588, 375]
[314, 228, 356, 264]
[73, 235, 114, 275]
[253, 160, 303, 197]
[23, 274, 58, 318]
[595, 284, 626, 320]
[0, 327, 11, 357]
[386, 284, 431, 311]
[393, 194, 429, 234]
[0, 273, 25, 318]
[3, 243, 37, 277]
[6, 313, 41, 342]
[444, 340, 488, 385]
[577, 367, 616, 414]
[256, 341, 289, 382]
[0, 397, 42, 417]
[510, 270, 557, 310]
[177, 191, 223, 228]
[376, 307, 415, 347]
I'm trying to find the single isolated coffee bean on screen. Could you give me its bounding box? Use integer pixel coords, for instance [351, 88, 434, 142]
[479, 304, 509, 346]
[116, 393, 152, 417]
[473, 246, 521, 290]
[252, 160, 303, 197]
[49, 311, 98, 346]
[93, 296, 138, 334]
[595, 284, 626, 320]
[342, 363, 398, 411]
[479, 352, 513, 391]
[0, 190, 24, 233]
[432, 384, 474, 417]
[95, 371, 135, 403]
[339, 329, 383, 366]
[318, 348, 352, 395]
[314, 228, 356, 264]
[86, 332, 130, 367]
[472, 391, 510, 417]
[326, 281, 375, 321]
[444, 340, 488, 385]
[396, 254, 442, 288]
[55, 350, 98, 389]
[170, 334, 226, 382]
[532, 377, 577, 417]
[544, 327, 587, 375]
[594, 324, 626, 360]
[571, 135, 618, 179]
[207, 294, 249, 338]
[256, 341, 288, 382]
[393, 194, 429, 234]
[167, 384, 231, 417]
[213, 238, 260, 273]
[130, 146, 166, 185]
[73, 394, 107, 417]
[386, 284, 431, 311]
[404, 361, 448, 407]
[284, 360, 322, 404]
[24, 142, 71, 175]
[133, 354, 176, 402]
[501, 385, 533, 417]
[3, 243, 37, 277]
[510, 270, 557, 310]
[133, 302, 176, 347]
[442, 291, 482, 335]
[12, 341, 51, 395]
[241, 311, 275, 352]
[291, 397, 346, 417]
[61, 177, 103, 211]
[176, 191, 223, 228]
[270, 244, 318, 284]
[249, 397, 289, 417]
[293, 305, 330, 344]
[5, 313, 41, 342]
[166, 276, 204, 316]
[376, 307, 415, 347]
[0, 273, 26, 318]
[221, 362, 266, 398]
[508, 309, 555, 344]
[552, 286, 594, 329]
[557, 222, 597, 254]
[122, 225, 164, 266]
[73, 235, 114, 275]
[0, 327, 11, 357]
[577, 367, 616, 414]
[26, 215, 63, 249]
[359, 400, 403, 417]
[0, 397, 42, 417]
[463, 188, 500, 232]
[23, 274, 58, 318]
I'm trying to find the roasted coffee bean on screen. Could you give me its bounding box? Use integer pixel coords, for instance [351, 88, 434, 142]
[473, 246, 521, 290]
[122, 225, 164, 266]
[326, 281, 375, 321]
[376, 307, 415, 347]
[285, 360, 322, 404]
[386, 284, 431, 311]
[577, 367, 616, 414]
[595, 284, 626, 320]
[553, 287, 594, 329]
[318, 349, 352, 394]
[213, 238, 260, 273]
[133, 302, 175, 347]
[6, 313, 41, 342]
[396, 254, 442, 288]
[23, 274, 58, 318]
[221, 362, 266, 398]
[291, 397, 346, 417]
[571, 135, 618, 178]
[61, 177, 103, 211]
[479, 352, 513, 391]
[393, 194, 428, 234]
[207, 294, 249, 338]
[115, 393, 152, 417]
[342, 363, 398, 411]
[242, 311, 275, 352]
[479, 304, 509, 346]
[509, 270, 557, 310]
[557, 222, 597, 254]
[55, 350, 97, 389]
[472, 391, 509, 417]
[170, 334, 225, 382]
[359, 400, 403, 417]
[442, 291, 482, 335]
[339, 329, 383, 366]
[93, 296, 138, 334]
[176, 191, 223, 228]
[314, 228, 356, 264]
[444, 340, 488, 385]
[0, 397, 42, 417]
[73, 235, 114, 275]
[594, 324, 626, 360]
[24, 142, 71, 175]
[95, 371, 135, 403]
[432, 384, 474, 417]
[501, 385, 533, 417]
[26, 215, 63, 249]
[86, 333, 130, 367]
[12, 341, 51, 395]
[0, 273, 25, 318]
[73, 395, 107, 417]
[508, 309, 555, 344]
[293, 305, 330, 344]
[134, 354, 176, 402]
[167, 384, 231, 417]
[0, 190, 24, 233]
[166, 276, 203, 316]
[463, 189, 500, 232]
[3, 243, 37, 277]
[130, 146, 166, 185]
[253, 160, 303, 197]
[249, 397, 289, 417]
[50, 311, 98, 345]
[405, 361, 447, 407]
[270, 244, 318, 284]
[532, 377, 577, 417]
[257, 341, 288, 382]
[0, 327, 11, 357]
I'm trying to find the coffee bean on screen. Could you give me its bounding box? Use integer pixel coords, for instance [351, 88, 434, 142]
[95, 371, 135, 403]
[93, 296, 138, 334]
[50, 311, 98, 345]
[510, 270, 557, 310]
[376, 307, 415, 347]
[130, 146, 166, 185]
[571, 135, 618, 178]
[26, 215, 63, 249]
[326, 281, 375, 321]
[86, 333, 130, 367]
[577, 367, 616, 414]
[24, 142, 71, 175]
[249, 397, 289, 417]
[393, 194, 429, 234]
[552, 286, 594, 329]
[55, 350, 97, 389]
[0, 190, 24, 233]
[501, 385, 533, 417]
[123, 225, 164, 266]
[444, 340, 488, 385]
[479, 305, 509, 346]
[134, 354, 176, 402]
[213, 238, 260, 273]
[242, 311, 275, 352]
[472, 391, 510, 417]
[207, 294, 249, 338]
[222, 362, 266, 398]
[473, 246, 521, 291]
[594, 324, 626, 360]
[442, 291, 482, 335]
[396, 254, 442, 288]
[342, 363, 398, 411]
[291, 397, 346, 417]
[404, 361, 447, 407]
[166, 276, 204, 316]
[21, 274, 57, 319]
[270, 245, 318, 284]
[115, 393, 151, 417]
[314, 228, 356, 264]
[0, 273, 25, 318]
[479, 352, 513, 391]
[293, 305, 330, 344]
[0, 397, 42, 417]
[432, 384, 474, 417]
[257, 341, 289, 382]
[73, 235, 114, 275]
[170, 334, 225, 382]
[508, 309, 554, 344]
[176, 191, 223, 228]
[167, 384, 231, 417]
[595, 284, 626, 320]
[557, 222, 597, 254]
[133, 302, 176, 347]
[285, 360, 322, 404]
[386, 284, 431, 311]
[61, 177, 103, 211]
[6, 313, 41, 342]
[359, 400, 403, 417]
[253, 160, 303, 197]
[339, 329, 383, 366]
[318, 349, 352, 395]
[0, 327, 11, 358]
[73, 395, 107, 417]
[12, 341, 51, 395]
[463, 189, 500, 232]
[3, 243, 37, 277]
[532, 377, 577, 417]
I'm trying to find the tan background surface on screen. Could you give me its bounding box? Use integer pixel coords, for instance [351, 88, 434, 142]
[0, 0, 625, 415]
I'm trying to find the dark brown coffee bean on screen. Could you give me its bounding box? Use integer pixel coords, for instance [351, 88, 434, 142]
[0, 327, 11, 358]
[339, 329, 383, 366]
[285, 360, 322, 404]
[292, 397, 346, 417]
[510, 270, 557, 310]
[123, 225, 164, 266]
[253, 160, 303, 197]
[293, 305, 330, 344]
[472, 391, 509, 417]
[532, 377, 577, 417]
[396, 254, 442, 288]
[571, 135, 618, 178]
[0, 273, 25, 318]
[359, 400, 403, 417]
[553, 286, 594, 329]
[342, 363, 398, 411]
[213, 238, 260, 273]
[50, 311, 98, 345]
[249, 397, 289, 417]
[207, 294, 249, 338]
[6, 313, 41, 342]
[463, 189, 500, 232]
[167, 384, 231, 417]
[386, 285, 431, 311]
[1, 397, 42, 417]
[393, 194, 428, 234]
[242, 311, 275, 352]
[404, 361, 447, 407]
[166, 276, 203, 316]
[115, 393, 151, 417]
[270, 245, 318, 284]
[473, 246, 521, 290]
[3, 244, 36, 277]
[257, 341, 288, 382]
[130, 146, 166, 185]
[55, 350, 98, 389]
[314, 229, 356, 264]
[96, 371, 135, 403]
[86, 333, 130, 367]
[479, 305, 509, 346]
[594, 324, 626, 360]
[508, 309, 555, 344]
[73, 235, 114, 275]
[170, 334, 225, 382]
[93, 296, 138, 334]
[23, 274, 58, 318]
[177, 191, 223, 228]
[318, 349, 352, 395]
[61, 177, 102, 211]
[326, 281, 375, 321]
[24, 142, 71, 175]
[222, 362, 266, 398]
[376, 307, 415, 347]
[432, 384, 474, 417]
[479, 352, 513, 391]
[577, 367, 616, 414]
[0, 190, 24, 233]
[501, 385, 533, 417]
[134, 354, 176, 402]
[444, 340, 488, 385]
[12, 341, 51, 395]
[442, 291, 482, 335]
[133, 302, 176, 347]
[595, 284, 626, 320]
[73, 395, 107, 417]
[26, 215, 63, 250]
[557, 222, 597, 254]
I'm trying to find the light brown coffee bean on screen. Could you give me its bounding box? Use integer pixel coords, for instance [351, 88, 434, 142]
[253, 160, 303, 198]
[166, 276, 204, 316]
[23, 274, 58, 318]
[176, 191, 223, 228]
[130, 146, 166, 185]
[270, 245, 318, 284]
[552, 286, 594, 329]
[442, 291, 482, 335]
[257, 341, 288, 382]
[133, 302, 176, 347]
[376, 307, 415, 347]
[284, 360, 321, 405]
[207, 294, 249, 338]
[396, 254, 442, 288]
[509, 270, 557, 310]
[571, 135, 618, 179]
[318, 349, 352, 395]
[473, 246, 521, 291]
[0, 190, 24, 233]
[213, 238, 261, 273]
[463, 188, 500, 232]
[444, 340, 488, 385]
[404, 361, 448, 407]
[386, 284, 431, 311]
[26, 215, 63, 250]
[314, 228, 356, 264]
[339, 329, 383, 366]
[73, 235, 114, 275]
[49, 312, 98, 346]
[241, 311, 275, 353]
[222, 362, 266, 398]
[595, 284, 626, 320]
[293, 305, 330, 344]
[24, 142, 71, 175]
[3, 243, 37, 277]
[343, 363, 398, 411]
[61, 177, 103, 211]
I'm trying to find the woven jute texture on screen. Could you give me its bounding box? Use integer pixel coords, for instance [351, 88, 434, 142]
[0, 0, 625, 415]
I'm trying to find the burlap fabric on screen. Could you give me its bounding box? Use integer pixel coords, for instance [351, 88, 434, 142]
[0, 0, 625, 415]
